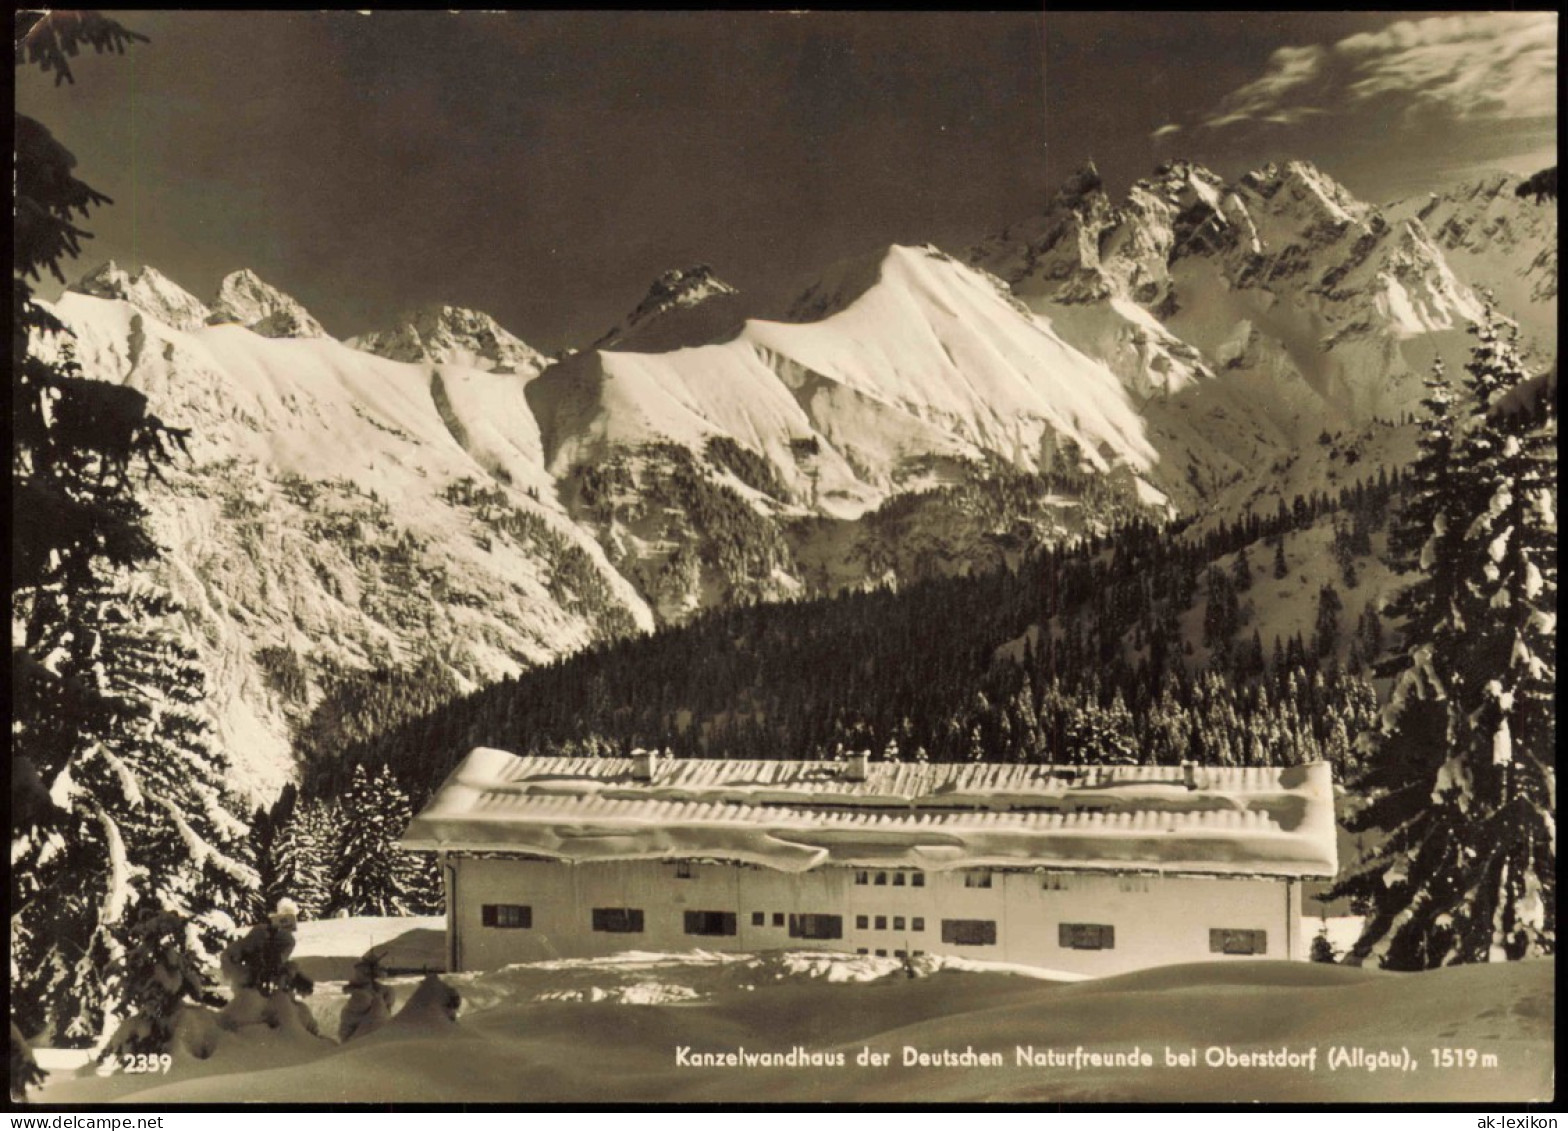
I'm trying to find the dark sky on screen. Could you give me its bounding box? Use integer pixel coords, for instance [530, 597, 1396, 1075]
[17, 11, 1556, 352]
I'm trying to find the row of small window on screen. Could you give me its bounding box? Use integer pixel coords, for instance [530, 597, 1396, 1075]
[480, 906, 1265, 955]
[850, 870, 1030, 891]
[480, 905, 838, 939]
[858, 949, 925, 958]
[676, 866, 1154, 892]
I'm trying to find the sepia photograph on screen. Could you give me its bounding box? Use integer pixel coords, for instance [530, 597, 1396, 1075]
[11, 9, 1556, 1108]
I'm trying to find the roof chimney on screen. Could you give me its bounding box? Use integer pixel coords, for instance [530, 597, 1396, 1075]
[842, 750, 870, 783]
[630, 748, 661, 782]
[1181, 760, 1198, 790]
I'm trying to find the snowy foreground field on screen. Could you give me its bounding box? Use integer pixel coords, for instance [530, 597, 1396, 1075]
[36, 917, 1553, 1104]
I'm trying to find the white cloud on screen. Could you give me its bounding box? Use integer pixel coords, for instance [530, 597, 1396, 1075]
[1201, 12, 1557, 130]
[1205, 44, 1327, 129]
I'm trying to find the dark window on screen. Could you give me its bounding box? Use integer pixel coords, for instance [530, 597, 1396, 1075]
[854, 870, 869, 885]
[912, 873, 925, 888]
[482, 904, 531, 929]
[875, 949, 887, 957]
[875, 872, 888, 886]
[941, 919, 997, 946]
[857, 948, 868, 955]
[874, 915, 887, 930]
[591, 908, 643, 933]
[1210, 928, 1267, 955]
[788, 914, 843, 940]
[911, 917, 925, 932]
[893, 916, 905, 931]
[893, 873, 906, 887]
[675, 861, 695, 879]
[894, 949, 906, 958]
[751, 911, 766, 927]
[912, 950, 925, 957]
[684, 910, 737, 937]
[1059, 923, 1115, 950]
[772, 912, 785, 927]
[964, 871, 993, 889]
[855, 915, 869, 930]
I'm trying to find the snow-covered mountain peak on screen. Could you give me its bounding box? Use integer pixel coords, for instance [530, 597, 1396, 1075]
[1232, 160, 1374, 252]
[1386, 171, 1557, 345]
[640, 264, 738, 312]
[597, 265, 745, 352]
[208, 269, 325, 339]
[1133, 159, 1227, 205]
[69, 261, 212, 332]
[1050, 160, 1108, 207]
[782, 243, 991, 324]
[349, 304, 547, 375]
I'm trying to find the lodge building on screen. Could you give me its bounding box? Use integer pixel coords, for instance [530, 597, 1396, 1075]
[399, 747, 1338, 977]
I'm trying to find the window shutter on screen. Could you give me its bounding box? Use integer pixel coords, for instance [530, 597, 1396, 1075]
[942, 919, 996, 946]
[1211, 928, 1266, 954]
[1060, 922, 1113, 950]
[482, 905, 497, 927]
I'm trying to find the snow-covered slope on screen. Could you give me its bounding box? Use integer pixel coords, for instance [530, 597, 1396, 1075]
[350, 305, 547, 375]
[527, 245, 1170, 618]
[44, 288, 652, 798]
[37, 946, 1553, 1104]
[536, 245, 1164, 499]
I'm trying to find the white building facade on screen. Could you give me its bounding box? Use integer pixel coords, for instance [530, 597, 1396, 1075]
[401, 749, 1338, 977]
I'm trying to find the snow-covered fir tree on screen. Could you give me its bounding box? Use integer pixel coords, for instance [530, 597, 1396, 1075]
[100, 908, 225, 1057]
[11, 577, 258, 1041]
[328, 764, 425, 916]
[1440, 315, 1556, 959]
[250, 786, 334, 923]
[1333, 314, 1556, 968]
[270, 798, 336, 921]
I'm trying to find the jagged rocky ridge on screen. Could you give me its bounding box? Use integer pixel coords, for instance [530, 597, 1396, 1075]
[970, 159, 1555, 520]
[350, 305, 548, 375]
[42, 161, 1554, 797]
[207, 268, 326, 338]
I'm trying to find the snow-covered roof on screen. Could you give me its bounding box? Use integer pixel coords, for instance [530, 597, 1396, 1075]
[400, 749, 1338, 879]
